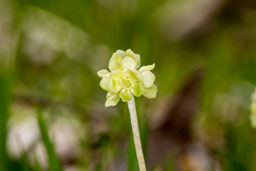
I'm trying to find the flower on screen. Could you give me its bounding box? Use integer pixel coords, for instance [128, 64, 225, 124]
[250, 88, 256, 128]
[97, 49, 157, 107]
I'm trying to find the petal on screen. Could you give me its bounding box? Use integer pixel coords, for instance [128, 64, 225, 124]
[110, 70, 122, 92]
[251, 114, 256, 128]
[141, 71, 155, 88]
[109, 51, 124, 71]
[125, 49, 141, 69]
[128, 69, 142, 81]
[132, 82, 144, 97]
[116, 49, 126, 56]
[100, 77, 111, 91]
[122, 57, 137, 70]
[119, 89, 132, 102]
[139, 63, 155, 72]
[110, 79, 121, 93]
[251, 103, 256, 114]
[143, 84, 157, 98]
[97, 69, 110, 78]
[105, 92, 120, 107]
[111, 69, 123, 79]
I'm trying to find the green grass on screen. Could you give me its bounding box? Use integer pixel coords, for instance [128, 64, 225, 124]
[0, 75, 11, 171]
[37, 109, 62, 171]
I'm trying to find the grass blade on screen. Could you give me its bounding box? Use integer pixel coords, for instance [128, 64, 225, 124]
[37, 109, 62, 171]
[0, 75, 11, 171]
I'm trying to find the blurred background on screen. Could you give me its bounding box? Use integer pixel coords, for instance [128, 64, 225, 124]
[1, 0, 256, 170]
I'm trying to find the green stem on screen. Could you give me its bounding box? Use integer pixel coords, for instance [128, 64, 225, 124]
[127, 96, 146, 171]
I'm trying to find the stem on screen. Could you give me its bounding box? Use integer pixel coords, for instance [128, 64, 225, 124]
[127, 96, 147, 171]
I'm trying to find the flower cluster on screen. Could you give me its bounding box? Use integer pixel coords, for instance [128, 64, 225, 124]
[97, 49, 157, 107]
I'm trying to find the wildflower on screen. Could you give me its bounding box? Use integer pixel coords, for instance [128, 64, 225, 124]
[97, 49, 157, 107]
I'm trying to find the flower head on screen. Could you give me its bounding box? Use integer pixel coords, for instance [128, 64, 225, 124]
[97, 49, 157, 107]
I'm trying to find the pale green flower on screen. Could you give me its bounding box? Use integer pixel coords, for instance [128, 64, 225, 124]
[97, 49, 157, 107]
[250, 88, 256, 128]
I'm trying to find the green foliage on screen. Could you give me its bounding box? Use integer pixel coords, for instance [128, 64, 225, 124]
[37, 109, 62, 171]
[0, 75, 11, 171]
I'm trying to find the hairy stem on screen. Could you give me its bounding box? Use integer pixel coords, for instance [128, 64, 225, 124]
[127, 96, 146, 171]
